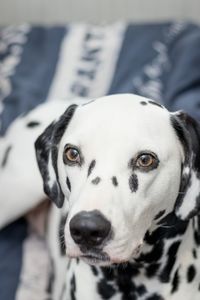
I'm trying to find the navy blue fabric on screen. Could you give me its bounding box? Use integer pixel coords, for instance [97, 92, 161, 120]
[0, 219, 27, 300]
[109, 23, 170, 95]
[163, 24, 200, 120]
[1, 26, 66, 135]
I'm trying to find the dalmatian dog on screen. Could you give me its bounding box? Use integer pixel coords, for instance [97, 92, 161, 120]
[1, 94, 200, 300]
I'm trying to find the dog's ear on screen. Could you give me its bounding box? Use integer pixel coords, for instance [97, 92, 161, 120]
[171, 111, 200, 220]
[35, 104, 77, 208]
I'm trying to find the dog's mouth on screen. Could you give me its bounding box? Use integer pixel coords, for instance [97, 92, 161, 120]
[81, 251, 110, 265]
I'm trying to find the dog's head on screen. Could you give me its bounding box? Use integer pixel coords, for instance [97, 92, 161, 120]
[35, 94, 200, 266]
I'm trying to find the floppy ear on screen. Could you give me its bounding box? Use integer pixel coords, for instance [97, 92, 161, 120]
[171, 111, 200, 220]
[35, 104, 77, 208]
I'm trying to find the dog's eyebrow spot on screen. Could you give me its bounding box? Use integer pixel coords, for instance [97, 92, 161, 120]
[1, 145, 12, 168]
[26, 120, 40, 128]
[66, 177, 71, 191]
[112, 176, 118, 187]
[91, 177, 101, 185]
[129, 174, 138, 192]
[154, 210, 166, 221]
[140, 101, 147, 106]
[148, 101, 163, 109]
[88, 160, 96, 177]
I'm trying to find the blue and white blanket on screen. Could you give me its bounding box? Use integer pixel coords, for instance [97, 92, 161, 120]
[1, 22, 200, 300]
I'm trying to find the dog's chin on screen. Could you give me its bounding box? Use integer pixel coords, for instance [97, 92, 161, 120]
[66, 243, 143, 266]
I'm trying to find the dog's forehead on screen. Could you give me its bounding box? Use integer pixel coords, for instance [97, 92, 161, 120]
[67, 95, 173, 138]
[59, 94, 182, 162]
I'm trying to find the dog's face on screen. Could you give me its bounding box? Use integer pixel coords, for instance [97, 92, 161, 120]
[35, 94, 200, 266]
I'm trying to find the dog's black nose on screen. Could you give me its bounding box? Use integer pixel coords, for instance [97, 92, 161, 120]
[69, 210, 111, 248]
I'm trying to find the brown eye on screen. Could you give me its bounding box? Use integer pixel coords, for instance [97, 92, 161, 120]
[64, 147, 80, 164]
[136, 153, 157, 169]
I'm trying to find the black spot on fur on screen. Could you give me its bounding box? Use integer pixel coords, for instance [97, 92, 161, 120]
[145, 294, 163, 300]
[46, 259, 55, 294]
[70, 274, 76, 300]
[115, 264, 138, 300]
[26, 120, 40, 128]
[171, 268, 180, 294]
[140, 101, 147, 105]
[88, 160, 96, 177]
[91, 177, 101, 185]
[66, 177, 71, 191]
[136, 284, 147, 296]
[91, 266, 99, 276]
[98, 279, 116, 299]
[138, 240, 164, 263]
[159, 241, 181, 283]
[1, 145, 12, 168]
[112, 176, 118, 187]
[194, 229, 200, 246]
[193, 248, 197, 259]
[148, 101, 163, 108]
[146, 263, 160, 278]
[187, 265, 196, 283]
[129, 174, 138, 192]
[154, 210, 166, 221]
[59, 214, 67, 256]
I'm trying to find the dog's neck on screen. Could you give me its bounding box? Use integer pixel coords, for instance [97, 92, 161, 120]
[132, 213, 188, 280]
[111, 211, 200, 287]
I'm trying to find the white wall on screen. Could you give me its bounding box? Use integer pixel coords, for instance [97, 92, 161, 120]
[0, 0, 200, 25]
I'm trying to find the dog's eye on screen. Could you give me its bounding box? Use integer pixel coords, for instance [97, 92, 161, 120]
[64, 146, 80, 164]
[136, 153, 158, 169]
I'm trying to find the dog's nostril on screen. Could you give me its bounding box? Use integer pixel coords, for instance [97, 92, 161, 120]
[71, 229, 81, 238]
[69, 210, 111, 248]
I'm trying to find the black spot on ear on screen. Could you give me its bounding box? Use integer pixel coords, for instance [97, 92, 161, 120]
[171, 268, 180, 294]
[148, 101, 163, 108]
[66, 177, 71, 191]
[140, 101, 147, 105]
[129, 174, 138, 192]
[154, 210, 166, 221]
[170, 115, 190, 163]
[35, 104, 77, 208]
[1, 145, 12, 168]
[112, 176, 118, 187]
[26, 121, 40, 128]
[88, 160, 96, 177]
[91, 177, 101, 185]
[187, 265, 196, 283]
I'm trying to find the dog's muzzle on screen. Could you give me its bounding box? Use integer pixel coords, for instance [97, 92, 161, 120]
[69, 210, 112, 250]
